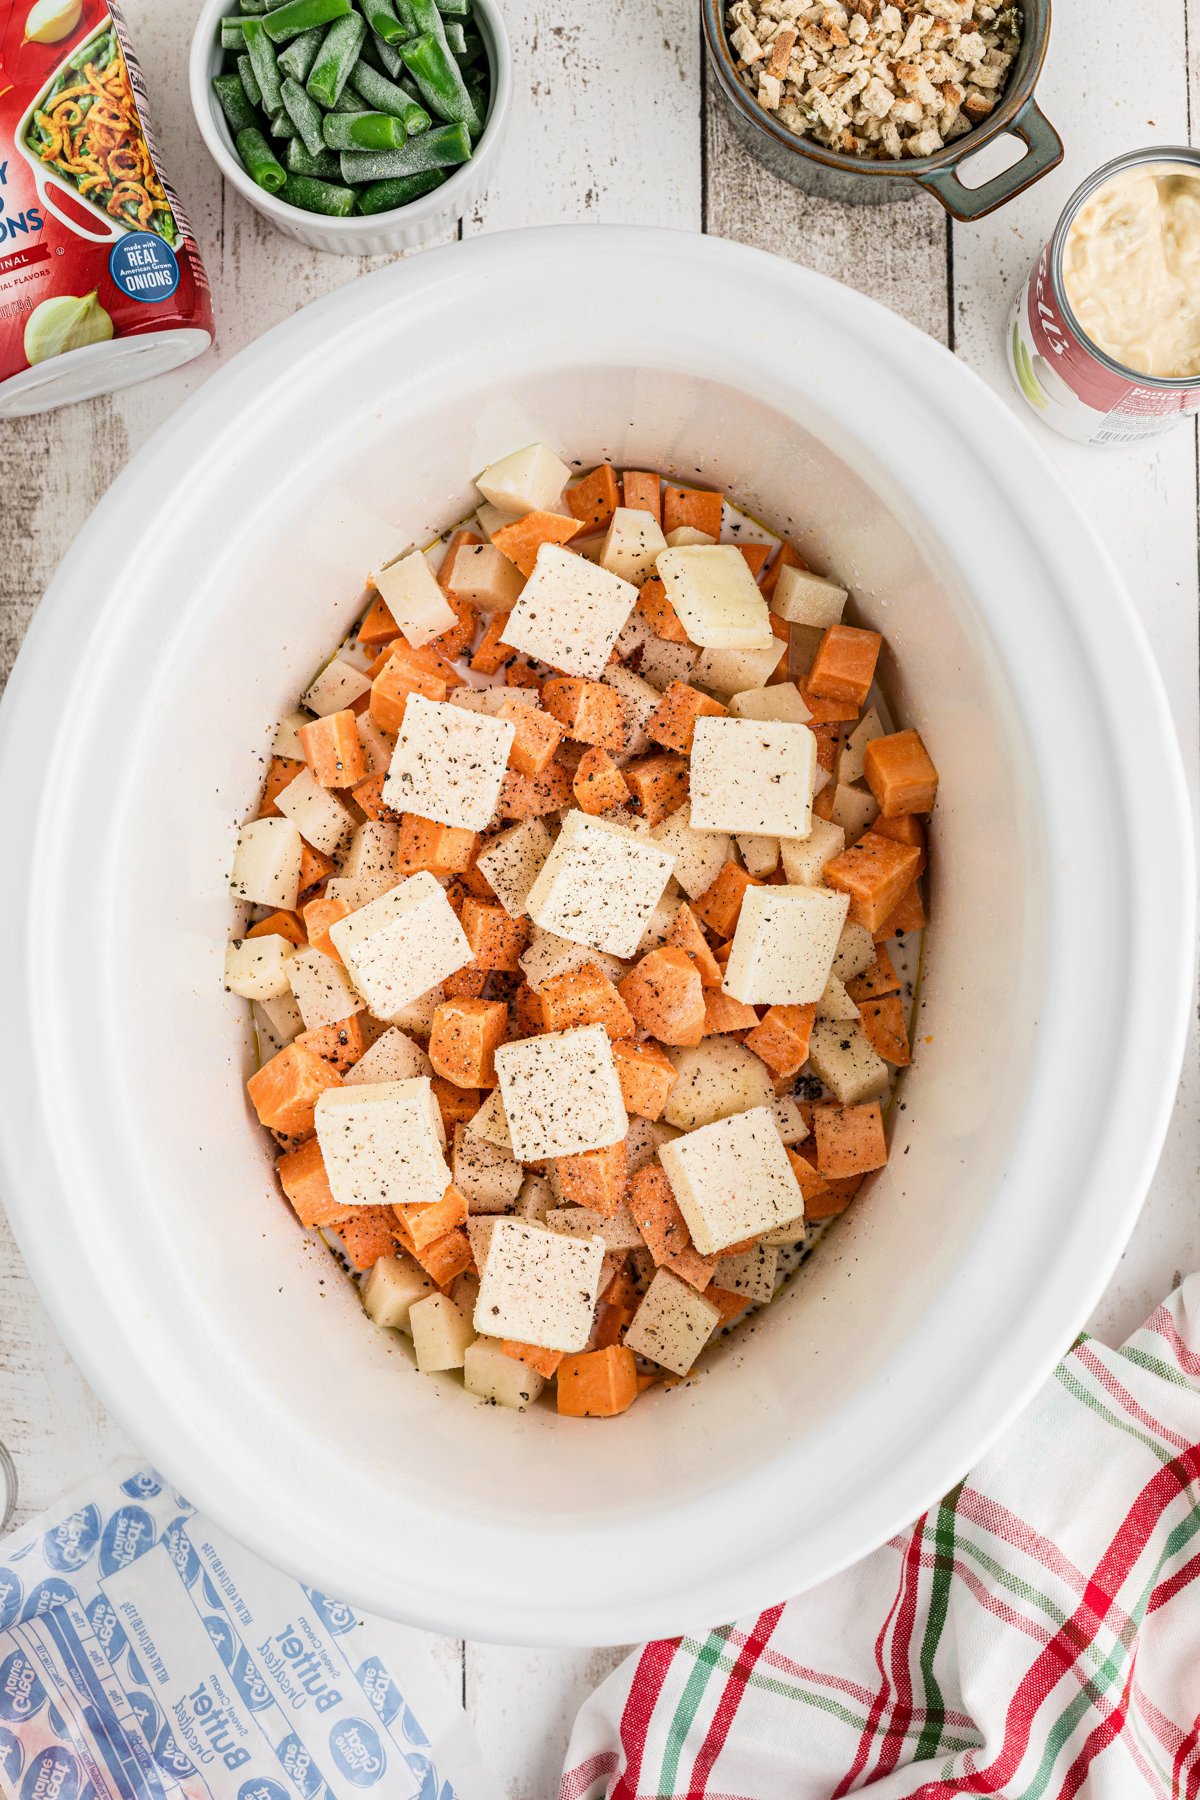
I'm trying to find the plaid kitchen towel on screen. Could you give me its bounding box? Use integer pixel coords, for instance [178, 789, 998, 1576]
[561, 1275, 1200, 1800]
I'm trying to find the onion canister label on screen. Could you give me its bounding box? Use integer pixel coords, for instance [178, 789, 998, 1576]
[0, 0, 212, 411]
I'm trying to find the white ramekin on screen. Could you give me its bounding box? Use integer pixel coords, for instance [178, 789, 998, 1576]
[188, 0, 511, 255]
[0, 229, 1192, 1647]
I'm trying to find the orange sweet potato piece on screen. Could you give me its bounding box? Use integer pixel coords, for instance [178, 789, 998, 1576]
[593, 1301, 635, 1349]
[785, 1147, 830, 1207]
[619, 946, 706, 1047]
[500, 1340, 564, 1379]
[246, 909, 306, 948]
[703, 989, 758, 1035]
[824, 831, 923, 933]
[431, 591, 479, 662]
[296, 1013, 369, 1075]
[498, 761, 576, 820]
[746, 1003, 816, 1078]
[408, 1223, 473, 1287]
[621, 471, 662, 525]
[554, 1138, 628, 1220]
[808, 1174, 864, 1221]
[513, 982, 544, 1039]
[431, 1077, 481, 1133]
[492, 509, 581, 577]
[705, 1285, 751, 1325]
[693, 862, 762, 937]
[665, 902, 722, 988]
[542, 677, 626, 751]
[298, 843, 337, 896]
[863, 728, 939, 817]
[807, 624, 881, 709]
[814, 1102, 888, 1179]
[573, 746, 629, 815]
[738, 542, 772, 578]
[429, 997, 508, 1087]
[258, 755, 304, 818]
[497, 697, 564, 776]
[611, 1037, 677, 1120]
[800, 685, 861, 726]
[556, 1345, 639, 1418]
[622, 753, 689, 826]
[339, 1206, 400, 1270]
[351, 771, 399, 823]
[636, 575, 689, 643]
[539, 961, 634, 1039]
[628, 1163, 718, 1290]
[248, 1041, 342, 1136]
[809, 723, 844, 773]
[359, 589, 399, 647]
[873, 812, 927, 853]
[858, 992, 911, 1066]
[302, 895, 351, 960]
[298, 709, 367, 788]
[646, 681, 727, 754]
[461, 897, 529, 972]
[442, 962, 489, 1000]
[397, 813, 479, 877]
[504, 656, 544, 692]
[394, 1182, 469, 1251]
[873, 880, 927, 942]
[663, 483, 722, 537]
[471, 611, 516, 676]
[760, 541, 803, 600]
[371, 642, 459, 731]
[277, 1137, 356, 1228]
[566, 464, 621, 531]
[845, 945, 901, 1002]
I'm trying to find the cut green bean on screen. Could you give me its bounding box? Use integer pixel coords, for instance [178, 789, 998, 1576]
[399, 31, 479, 130]
[280, 74, 327, 155]
[220, 17, 248, 49]
[236, 124, 287, 191]
[435, 0, 470, 14]
[358, 167, 444, 212]
[359, 0, 405, 42]
[277, 26, 323, 80]
[236, 51, 263, 108]
[443, 20, 465, 54]
[330, 85, 364, 110]
[459, 29, 483, 60]
[212, 70, 258, 134]
[237, 0, 267, 12]
[306, 10, 367, 108]
[285, 135, 341, 178]
[465, 77, 487, 135]
[405, 0, 449, 36]
[347, 59, 431, 133]
[391, 0, 418, 31]
[268, 108, 297, 137]
[322, 108, 406, 150]
[362, 30, 405, 78]
[280, 172, 357, 215]
[338, 118, 469, 182]
[262, 0, 350, 43]
[241, 18, 283, 113]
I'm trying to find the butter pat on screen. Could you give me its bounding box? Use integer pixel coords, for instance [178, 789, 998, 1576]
[473, 1218, 605, 1351]
[526, 809, 676, 959]
[330, 873, 471, 1019]
[494, 1023, 627, 1161]
[656, 545, 774, 649]
[723, 884, 849, 1005]
[690, 716, 817, 838]
[383, 695, 514, 832]
[658, 1107, 805, 1254]
[623, 1268, 721, 1375]
[502, 545, 638, 680]
[315, 1078, 449, 1210]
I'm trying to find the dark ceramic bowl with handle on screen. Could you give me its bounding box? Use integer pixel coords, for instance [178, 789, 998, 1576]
[703, 0, 1061, 220]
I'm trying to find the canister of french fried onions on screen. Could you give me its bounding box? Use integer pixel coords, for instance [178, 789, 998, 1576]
[1008, 146, 1200, 446]
[0, 0, 212, 417]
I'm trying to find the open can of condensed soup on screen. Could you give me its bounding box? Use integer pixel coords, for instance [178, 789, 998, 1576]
[1008, 146, 1200, 445]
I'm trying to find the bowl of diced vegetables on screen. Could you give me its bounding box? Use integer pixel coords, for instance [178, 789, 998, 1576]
[190, 0, 510, 253]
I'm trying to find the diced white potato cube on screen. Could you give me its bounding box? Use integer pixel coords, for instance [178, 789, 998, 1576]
[383, 696, 513, 833]
[624, 1269, 721, 1376]
[357, 712, 394, 777]
[600, 507, 668, 585]
[273, 710, 310, 758]
[230, 817, 303, 911]
[476, 443, 572, 517]
[817, 974, 859, 1021]
[637, 885, 684, 954]
[466, 1087, 512, 1150]
[495, 1025, 627, 1162]
[451, 686, 535, 715]
[518, 927, 625, 992]
[446, 543, 525, 612]
[315, 1078, 450, 1210]
[729, 680, 812, 725]
[664, 1039, 776, 1131]
[763, 1217, 810, 1247]
[361, 1253, 436, 1332]
[830, 783, 880, 844]
[473, 1218, 605, 1351]
[254, 992, 302, 1058]
[715, 1243, 779, 1305]
[639, 638, 699, 692]
[463, 1337, 546, 1410]
[612, 607, 654, 663]
[807, 1018, 891, 1105]
[371, 548, 458, 648]
[626, 1115, 679, 1172]
[336, 634, 374, 673]
[408, 1293, 475, 1373]
[450, 1269, 481, 1317]
[690, 718, 817, 839]
[657, 546, 773, 649]
[288, 946, 362, 1029]
[514, 1172, 554, 1221]
[650, 806, 730, 901]
[330, 874, 471, 1021]
[224, 934, 294, 1001]
[526, 810, 677, 960]
[602, 665, 661, 759]
[547, 1205, 644, 1253]
[693, 641, 784, 696]
[274, 768, 354, 857]
[390, 983, 444, 1037]
[724, 885, 850, 1006]
[573, 535, 605, 564]
[659, 1108, 806, 1255]
[771, 564, 849, 628]
[339, 821, 400, 902]
[502, 546, 637, 680]
[343, 1026, 430, 1086]
[770, 1094, 809, 1146]
[465, 1214, 498, 1271]
[478, 818, 554, 920]
[302, 655, 372, 717]
[838, 708, 885, 785]
[475, 501, 520, 540]
[780, 819, 846, 887]
[664, 526, 716, 546]
[452, 1125, 525, 1213]
[736, 833, 780, 877]
[832, 921, 876, 983]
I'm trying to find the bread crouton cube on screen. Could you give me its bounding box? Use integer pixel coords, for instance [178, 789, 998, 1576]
[473, 1218, 605, 1352]
[623, 1268, 721, 1375]
[658, 1106, 805, 1254]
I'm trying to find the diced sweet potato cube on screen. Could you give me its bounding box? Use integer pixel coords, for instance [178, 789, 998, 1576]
[809, 723, 844, 773]
[542, 677, 626, 751]
[601, 1262, 639, 1310]
[431, 1076, 482, 1133]
[636, 575, 689, 643]
[298, 709, 367, 788]
[359, 589, 399, 646]
[807, 1174, 864, 1221]
[845, 945, 901, 1002]
[693, 861, 762, 937]
[611, 1037, 677, 1120]
[500, 1340, 564, 1379]
[824, 832, 923, 933]
[246, 909, 306, 947]
[874, 879, 927, 941]
[556, 1345, 639, 1417]
[760, 541, 803, 600]
[460, 897, 529, 973]
[394, 1182, 469, 1251]
[663, 483, 723, 537]
[665, 902, 722, 988]
[554, 1138, 628, 1219]
[539, 961, 634, 1038]
[863, 728, 938, 817]
[646, 681, 727, 754]
[573, 747, 629, 815]
[873, 811, 927, 853]
[497, 697, 564, 776]
[492, 510, 581, 577]
[431, 592, 478, 662]
[302, 895, 351, 960]
[746, 1003, 816, 1078]
[397, 813, 479, 877]
[807, 624, 881, 709]
[513, 982, 544, 1038]
[622, 753, 689, 826]
[471, 611, 516, 675]
[352, 772, 399, 823]
[371, 642, 459, 731]
[409, 1224, 473, 1287]
[443, 962, 489, 1000]
[429, 997, 508, 1087]
[505, 656, 544, 692]
[339, 1206, 400, 1270]
[298, 843, 336, 896]
[259, 755, 304, 817]
[621, 471, 662, 525]
[814, 1102, 888, 1179]
[296, 1013, 369, 1075]
[703, 989, 758, 1035]
[619, 946, 706, 1047]
[566, 464, 621, 531]
[811, 783, 837, 823]
[277, 1137, 355, 1228]
[858, 992, 911, 1065]
[785, 1147, 830, 1205]
[801, 685, 861, 726]
[593, 1301, 635, 1349]
[738, 543, 772, 578]
[496, 760, 575, 819]
[628, 1163, 718, 1290]
[248, 1041, 342, 1136]
[706, 1285, 750, 1325]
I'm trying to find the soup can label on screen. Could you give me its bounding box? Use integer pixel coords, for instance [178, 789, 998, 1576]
[0, 0, 213, 418]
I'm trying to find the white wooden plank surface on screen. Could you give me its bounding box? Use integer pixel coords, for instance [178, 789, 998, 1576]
[0, 0, 1197, 1790]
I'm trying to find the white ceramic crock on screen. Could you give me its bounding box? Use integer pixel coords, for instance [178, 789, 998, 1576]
[0, 228, 1191, 1647]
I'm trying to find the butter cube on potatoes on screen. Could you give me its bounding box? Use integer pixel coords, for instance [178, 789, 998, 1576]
[689, 716, 817, 839]
[658, 1106, 806, 1255]
[494, 1024, 627, 1162]
[501, 545, 638, 680]
[330, 873, 471, 1019]
[525, 809, 676, 960]
[383, 695, 514, 832]
[315, 1078, 450, 1211]
[473, 1218, 606, 1351]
